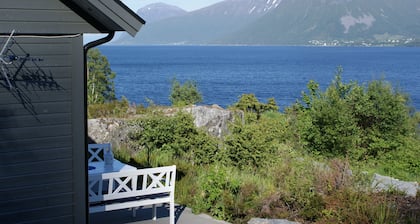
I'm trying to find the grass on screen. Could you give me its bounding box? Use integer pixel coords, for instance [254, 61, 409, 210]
[115, 139, 420, 224]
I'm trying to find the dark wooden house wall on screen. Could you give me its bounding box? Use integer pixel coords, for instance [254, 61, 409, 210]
[0, 0, 97, 34]
[0, 35, 86, 224]
[0, 0, 89, 223]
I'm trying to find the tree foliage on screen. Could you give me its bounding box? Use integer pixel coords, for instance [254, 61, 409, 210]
[128, 112, 218, 167]
[87, 48, 116, 104]
[224, 112, 287, 169]
[169, 78, 203, 106]
[293, 67, 413, 159]
[232, 93, 279, 121]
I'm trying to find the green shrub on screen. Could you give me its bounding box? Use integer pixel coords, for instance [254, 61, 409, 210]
[231, 93, 279, 121]
[169, 78, 203, 106]
[127, 111, 219, 167]
[193, 165, 241, 221]
[293, 68, 414, 159]
[224, 112, 287, 169]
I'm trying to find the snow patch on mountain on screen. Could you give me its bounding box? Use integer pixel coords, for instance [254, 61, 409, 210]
[137, 3, 187, 23]
[250, 0, 282, 14]
[341, 13, 376, 33]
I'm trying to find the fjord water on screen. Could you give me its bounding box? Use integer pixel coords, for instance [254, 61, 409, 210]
[100, 46, 420, 111]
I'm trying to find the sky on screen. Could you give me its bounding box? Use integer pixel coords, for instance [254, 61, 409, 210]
[121, 0, 224, 11]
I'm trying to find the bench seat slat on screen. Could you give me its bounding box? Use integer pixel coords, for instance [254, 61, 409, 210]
[89, 196, 172, 213]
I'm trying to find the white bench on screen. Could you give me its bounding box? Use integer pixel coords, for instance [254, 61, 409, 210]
[88, 165, 176, 224]
[88, 143, 111, 163]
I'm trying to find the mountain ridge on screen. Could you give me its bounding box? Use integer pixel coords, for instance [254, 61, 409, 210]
[115, 0, 420, 46]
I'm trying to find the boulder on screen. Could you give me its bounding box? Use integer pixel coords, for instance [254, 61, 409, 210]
[183, 105, 240, 138]
[88, 118, 134, 148]
[372, 173, 419, 197]
[248, 218, 301, 224]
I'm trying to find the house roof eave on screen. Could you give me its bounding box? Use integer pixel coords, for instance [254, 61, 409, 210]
[62, 0, 145, 37]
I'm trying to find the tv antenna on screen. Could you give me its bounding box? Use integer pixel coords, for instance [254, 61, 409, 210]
[0, 29, 15, 89]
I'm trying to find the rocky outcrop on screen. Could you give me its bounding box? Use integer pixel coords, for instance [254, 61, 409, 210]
[88, 105, 238, 146]
[183, 105, 240, 138]
[88, 118, 134, 147]
[372, 173, 419, 197]
[248, 218, 301, 224]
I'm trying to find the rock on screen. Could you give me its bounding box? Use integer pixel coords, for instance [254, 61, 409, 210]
[88, 118, 134, 148]
[248, 218, 301, 224]
[372, 173, 419, 197]
[184, 105, 239, 138]
[88, 105, 240, 146]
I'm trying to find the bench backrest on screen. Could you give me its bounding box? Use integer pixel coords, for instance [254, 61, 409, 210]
[88, 143, 111, 163]
[88, 165, 176, 203]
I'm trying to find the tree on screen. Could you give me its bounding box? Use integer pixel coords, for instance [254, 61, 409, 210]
[232, 93, 279, 121]
[87, 48, 116, 104]
[169, 78, 203, 106]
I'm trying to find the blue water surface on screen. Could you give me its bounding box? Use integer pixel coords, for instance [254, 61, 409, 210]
[99, 45, 420, 111]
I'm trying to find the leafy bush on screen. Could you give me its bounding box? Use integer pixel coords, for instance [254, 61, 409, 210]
[231, 93, 279, 121]
[127, 111, 219, 167]
[194, 165, 241, 221]
[169, 78, 203, 106]
[293, 68, 414, 159]
[224, 112, 287, 169]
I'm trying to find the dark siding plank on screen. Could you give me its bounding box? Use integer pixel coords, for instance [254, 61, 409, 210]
[0, 101, 71, 116]
[0, 79, 72, 95]
[0, 21, 98, 34]
[0, 193, 73, 213]
[0, 9, 88, 23]
[0, 91, 72, 104]
[0, 170, 72, 189]
[0, 65, 72, 79]
[0, 203, 74, 223]
[2, 181, 73, 202]
[0, 158, 73, 177]
[0, 125, 72, 140]
[3, 43, 73, 55]
[0, 147, 72, 165]
[0, 136, 72, 152]
[1, 37, 73, 45]
[26, 215, 74, 224]
[0, 113, 71, 129]
[3, 0, 69, 10]
[3, 55, 75, 67]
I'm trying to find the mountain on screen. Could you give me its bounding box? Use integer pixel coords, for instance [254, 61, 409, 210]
[115, 3, 187, 45]
[222, 0, 420, 45]
[116, 0, 280, 45]
[117, 0, 420, 46]
[136, 3, 187, 23]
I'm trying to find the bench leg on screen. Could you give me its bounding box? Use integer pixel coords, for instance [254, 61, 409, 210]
[152, 204, 157, 221]
[169, 202, 174, 224]
[132, 207, 137, 218]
